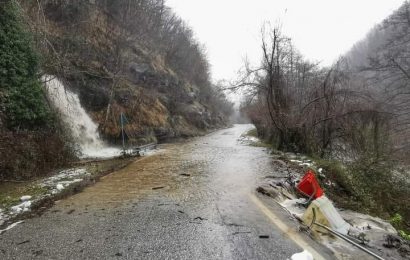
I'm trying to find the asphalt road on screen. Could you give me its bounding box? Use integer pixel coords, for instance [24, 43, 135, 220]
[0, 124, 334, 259]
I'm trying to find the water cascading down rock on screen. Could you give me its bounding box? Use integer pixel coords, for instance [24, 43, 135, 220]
[44, 76, 121, 158]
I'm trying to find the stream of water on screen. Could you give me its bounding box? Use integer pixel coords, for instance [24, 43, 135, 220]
[44, 75, 121, 159]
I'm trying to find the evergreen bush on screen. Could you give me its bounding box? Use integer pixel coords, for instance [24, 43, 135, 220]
[0, 0, 50, 129]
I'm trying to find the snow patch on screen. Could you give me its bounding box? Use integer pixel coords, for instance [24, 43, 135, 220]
[20, 195, 32, 202]
[1, 168, 90, 221]
[290, 158, 314, 168]
[37, 168, 90, 196]
[10, 201, 31, 214]
[56, 184, 64, 191]
[41, 168, 89, 187]
[291, 250, 313, 260]
[300, 162, 313, 167]
[237, 135, 260, 145]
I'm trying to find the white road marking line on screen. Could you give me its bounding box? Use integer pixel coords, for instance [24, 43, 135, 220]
[0, 221, 24, 235]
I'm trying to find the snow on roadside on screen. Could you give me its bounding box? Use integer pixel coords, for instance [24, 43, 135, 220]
[237, 135, 260, 145]
[20, 195, 32, 202]
[10, 201, 31, 214]
[290, 158, 314, 168]
[40, 168, 90, 195]
[40, 168, 89, 188]
[0, 147, 159, 232]
[291, 250, 313, 260]
[1, 168, 90, 230]
[1, 146, 159, 227]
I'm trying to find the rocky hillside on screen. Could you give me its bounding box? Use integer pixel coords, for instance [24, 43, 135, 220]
[22, 0, 233, 144]
[0, 0, 233, 180]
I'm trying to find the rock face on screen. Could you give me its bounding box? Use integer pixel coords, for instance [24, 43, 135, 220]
[21, 1, 232, 146]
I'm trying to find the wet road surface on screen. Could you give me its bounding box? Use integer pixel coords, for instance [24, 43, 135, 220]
[0, 124, 334, 259]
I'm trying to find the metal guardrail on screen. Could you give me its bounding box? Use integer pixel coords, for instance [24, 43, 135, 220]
[128, 142, 157, 156]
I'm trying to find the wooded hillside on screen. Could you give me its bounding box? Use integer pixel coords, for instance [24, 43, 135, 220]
[0, 0, 233, 180]
[21, 0, 233, 141]
[239, 2, 410, 231]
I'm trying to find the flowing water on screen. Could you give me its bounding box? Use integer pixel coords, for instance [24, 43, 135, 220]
[44, 76, 121, 159]
[0, 125, 335, 259]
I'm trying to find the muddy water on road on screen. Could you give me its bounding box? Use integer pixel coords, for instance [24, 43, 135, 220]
[1, 124, 332, 260]
[63, 124, 271, 208]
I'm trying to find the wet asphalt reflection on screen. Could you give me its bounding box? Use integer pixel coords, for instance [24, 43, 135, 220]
[0, 124, 333, 259]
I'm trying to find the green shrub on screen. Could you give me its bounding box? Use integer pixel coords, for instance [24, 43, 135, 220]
[390, 213, 403, 227]
[390, 213, 410, 241]
[0, 0, 51, 129]
[398, 230, 410, 241]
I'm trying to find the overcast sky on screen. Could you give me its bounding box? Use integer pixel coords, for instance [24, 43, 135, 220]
[166, 0, 405, 82]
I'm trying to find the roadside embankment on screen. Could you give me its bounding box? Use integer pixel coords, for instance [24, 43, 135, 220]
[255, 152, 410, 259]
[240, 129, 410, 259]
[0, 156, 136, 231]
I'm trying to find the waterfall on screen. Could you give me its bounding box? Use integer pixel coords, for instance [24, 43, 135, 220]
[44, 76, 121, 159]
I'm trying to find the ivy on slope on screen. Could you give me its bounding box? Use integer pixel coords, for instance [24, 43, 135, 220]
[0, 0, 50, 129]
